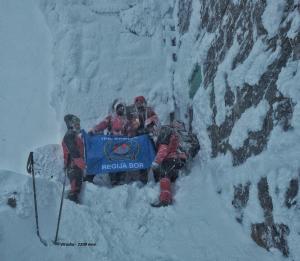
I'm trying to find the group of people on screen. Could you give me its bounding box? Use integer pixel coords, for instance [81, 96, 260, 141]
[62, 96, 200, 207]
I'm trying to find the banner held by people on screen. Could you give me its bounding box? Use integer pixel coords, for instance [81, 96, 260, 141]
[82, 131, 156, 174]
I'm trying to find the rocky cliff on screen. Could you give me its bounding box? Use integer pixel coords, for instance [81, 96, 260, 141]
[174, 0, 300, 257]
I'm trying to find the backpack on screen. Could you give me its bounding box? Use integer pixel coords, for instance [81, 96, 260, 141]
[156, 125, 200, 159]
[177, 130, 200, 159]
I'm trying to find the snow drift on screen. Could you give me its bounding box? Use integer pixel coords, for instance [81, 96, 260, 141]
[1, 0, 300, 260]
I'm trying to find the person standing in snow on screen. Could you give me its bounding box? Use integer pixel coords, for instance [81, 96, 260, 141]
[62, 114, 85, 203]
[89, 99, 140, 185]
[132, 96, 159, 136]
[151, 120, 188, 207]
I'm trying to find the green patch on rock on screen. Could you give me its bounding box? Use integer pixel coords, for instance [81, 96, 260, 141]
[189, 64, 202, 99]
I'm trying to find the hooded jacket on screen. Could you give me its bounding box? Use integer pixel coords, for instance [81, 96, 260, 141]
[154, 126, 187, 164]
[62, 129, 85, 170]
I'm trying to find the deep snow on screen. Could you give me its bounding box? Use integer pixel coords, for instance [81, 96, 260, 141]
[0, 163, 284, 261]
[0, 0, 299, 261]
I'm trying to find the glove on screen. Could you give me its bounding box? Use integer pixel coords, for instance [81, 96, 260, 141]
[151, 161, 160, 170]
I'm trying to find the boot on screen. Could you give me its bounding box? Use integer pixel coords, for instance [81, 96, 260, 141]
[67, 191, 79, 204]
[159, 177, 172, 205]
[84, 175, 95, 183]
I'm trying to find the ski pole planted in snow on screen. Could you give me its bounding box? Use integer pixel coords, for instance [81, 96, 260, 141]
[53, 154, 70, 245]
[26, 152, 47, 246]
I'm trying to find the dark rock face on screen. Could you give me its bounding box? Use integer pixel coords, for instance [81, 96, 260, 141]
[232, 182, 250, 223]
[231, 178, 291, 256]
[251, 222, 290, 257]
[230, 178, 293, 256]
[285, 178, 299, 208]
[257, 177, 273, 223]
[184, 0, 300, 256]
[199, 0, 298, 166]
[178, 0, 193, 34]
[251, 177, 290, 256]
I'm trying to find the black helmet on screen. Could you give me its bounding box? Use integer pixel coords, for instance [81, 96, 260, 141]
[64, 114, 80, 131]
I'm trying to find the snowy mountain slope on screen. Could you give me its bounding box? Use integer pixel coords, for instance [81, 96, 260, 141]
[0, 155, 284, 261]
[38, 0, 176, 127]
[0, 0, 299, 260]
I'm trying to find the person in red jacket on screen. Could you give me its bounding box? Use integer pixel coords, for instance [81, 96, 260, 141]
[89, 99, 140, 185]
[89, 99, 139, 137]
[126, 96, 159, 184]
[62, 114, 85, 203]
[133, 96, 158, 135]
[89, 100, 127, 135]
[151, 121, 188, 207]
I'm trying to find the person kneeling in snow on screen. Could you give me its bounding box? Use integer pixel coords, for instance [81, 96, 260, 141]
[151, 120, 188, 207]
[62, 114, 85, 203]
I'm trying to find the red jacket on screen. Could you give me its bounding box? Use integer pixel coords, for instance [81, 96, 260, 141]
[137, 106, 158, 128]
[62, 130, 85, 170]
[93, 114, 139, 137]
[154, 128, 187, 164]
[93, 114, 127, 135]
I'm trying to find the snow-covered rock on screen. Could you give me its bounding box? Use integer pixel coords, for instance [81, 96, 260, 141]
[1, 0, 299, 260]
[173, 0, 300, 257]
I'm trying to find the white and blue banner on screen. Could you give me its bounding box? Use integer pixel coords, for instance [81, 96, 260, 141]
[82, 131, 156, 174]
